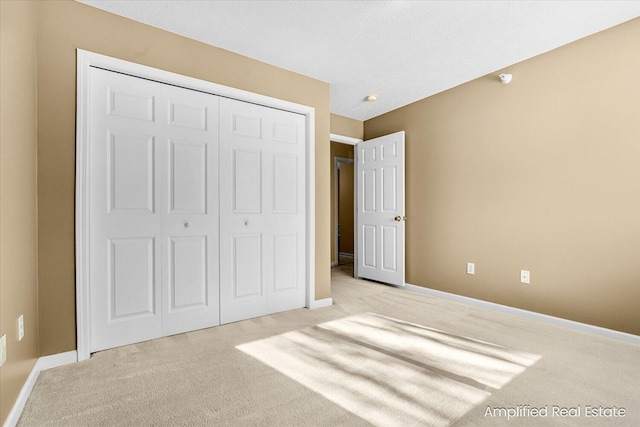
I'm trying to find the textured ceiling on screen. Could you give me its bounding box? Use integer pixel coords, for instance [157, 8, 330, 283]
[79, 1, 640, 121]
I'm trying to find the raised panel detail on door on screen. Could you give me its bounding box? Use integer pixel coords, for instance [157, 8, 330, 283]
[169, 236, 207, 310]
[363, 146, 376, 163]
[272, 122, 297, 144]
[273, 233, 297, 291]
[381, 140, 397, 160]
[108, 237, 155, 320]
[233, 114, 261, 138]
[273, 154, 297, 213]
[363, 169, 376, 213]
[382, 166, 397, 212]
[233, 149, 262, 213]
[108, 88, 154, 122]
[108, 132, 155, 213]
[363, 225, 377, 268]
[169, 140, 206, 214]
[233, 234, 263, 298]
[381, 226, 397, 272]
[169, 101, 207, 131]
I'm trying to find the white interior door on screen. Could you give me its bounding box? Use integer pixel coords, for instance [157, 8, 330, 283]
[88, 67, 219, 352]
[355, 131, 405, 286]
[219, 98, 306, 324]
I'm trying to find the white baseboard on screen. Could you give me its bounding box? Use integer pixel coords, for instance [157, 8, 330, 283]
[2, 360, 39, 427]
[331, 261, 338, 267]
[338, 252, 354, 259]
[309, 297, 333, 309]
[3, 350, 77, 427]
[35, 350, 77, 371]
[404, 283, 640, 346]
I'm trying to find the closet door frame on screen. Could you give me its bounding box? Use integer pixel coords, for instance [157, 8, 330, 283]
[75, 49, 317, 361]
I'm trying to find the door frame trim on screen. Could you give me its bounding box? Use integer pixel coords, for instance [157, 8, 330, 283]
[330, 133, 361, 146]
[75, 49, 316, 361]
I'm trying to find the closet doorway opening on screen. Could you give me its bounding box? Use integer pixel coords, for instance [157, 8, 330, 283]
[76, 50, 317, 360]
[331, 136, 358, 272]
[335, 156, 354, 266]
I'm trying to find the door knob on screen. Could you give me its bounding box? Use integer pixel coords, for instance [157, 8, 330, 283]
[394, 216, 402, 222]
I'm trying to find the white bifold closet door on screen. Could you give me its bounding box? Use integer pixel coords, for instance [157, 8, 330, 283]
[89, 68, 220, 352]
[219, 98, 306, 324]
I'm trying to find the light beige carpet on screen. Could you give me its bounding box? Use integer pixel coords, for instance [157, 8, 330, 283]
[18, 265, 640, 426]
[237, 313, 539, 426]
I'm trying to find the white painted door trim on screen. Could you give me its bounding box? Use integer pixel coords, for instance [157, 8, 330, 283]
[76, 49, 316, 361]
[330, 133, 362, 146]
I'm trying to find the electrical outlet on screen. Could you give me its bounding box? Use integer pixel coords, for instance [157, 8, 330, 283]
[0, 335, 6, 367]
[466, 262, 475, 275]
[18, 314, 25, 341]
[521, 270, 530, 284]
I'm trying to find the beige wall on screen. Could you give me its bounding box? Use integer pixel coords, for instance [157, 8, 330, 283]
[331, 113, 364, 140]
[0, 1, 40, 423]
[36, 0, 331, 356]
[365, 18, 640, 335]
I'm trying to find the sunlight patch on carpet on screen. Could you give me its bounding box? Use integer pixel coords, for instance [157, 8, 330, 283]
[236, 313, 540, 426]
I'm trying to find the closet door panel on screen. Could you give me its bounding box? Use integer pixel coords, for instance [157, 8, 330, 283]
[219, 98, 305, 324]
[89, 69, 163, 352]
[89, 68, 220, 351]
[160, 83, 220, 336]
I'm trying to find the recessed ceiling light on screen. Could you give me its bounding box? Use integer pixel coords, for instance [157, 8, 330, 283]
[365, 95, 377, 102]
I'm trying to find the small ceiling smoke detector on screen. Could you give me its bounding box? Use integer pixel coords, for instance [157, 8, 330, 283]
[365, 94, 377, 102]
[499, 73, 512, 84]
